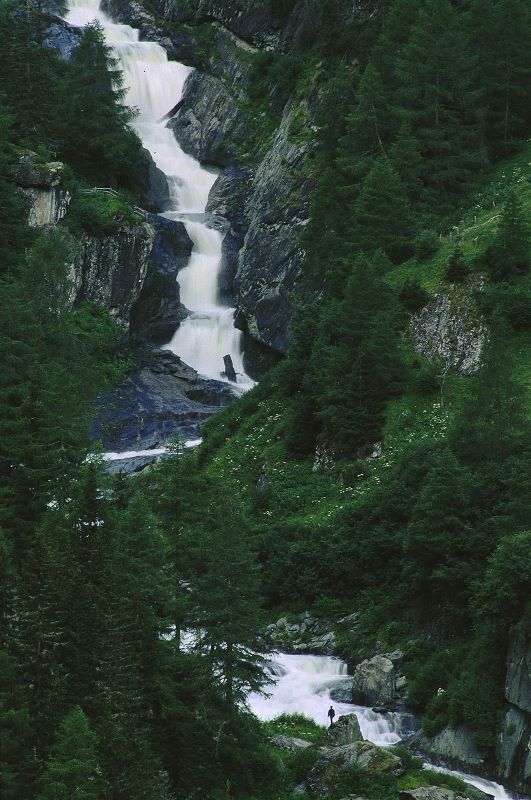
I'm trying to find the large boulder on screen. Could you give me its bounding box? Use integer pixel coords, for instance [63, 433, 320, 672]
[399, 788, 490, 800]
[305, 742, 404, 797]
[327, 715, 363, 747]
[351, 655, 401, 707]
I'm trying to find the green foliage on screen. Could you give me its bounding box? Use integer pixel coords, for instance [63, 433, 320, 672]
[38, 707, 102, 800]
[264, 713, 325, 744]
[483, 190, 529, 280]
[64, 189, 140, 237]
[399, 278, 430, 312]
[413, 229, 440, 261]
[444, 247, 469, 283]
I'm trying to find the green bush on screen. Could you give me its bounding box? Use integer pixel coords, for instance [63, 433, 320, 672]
[477, 283, 531, 329]
[399, 278, 430, 312]
[413, 229, 440, 260]
[64, 190, 139, 238]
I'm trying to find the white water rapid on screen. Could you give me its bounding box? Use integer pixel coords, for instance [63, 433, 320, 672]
[66, 0, 252, 388]
[249, 653, 519, 800]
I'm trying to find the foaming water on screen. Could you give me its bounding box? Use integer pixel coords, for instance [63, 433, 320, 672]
[249, 653, 520, 800]
[248, 653, 403, 746]
[65, 0, 252, 386]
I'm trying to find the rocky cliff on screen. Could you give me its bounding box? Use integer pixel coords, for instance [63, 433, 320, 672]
[497, 623, 531, 794]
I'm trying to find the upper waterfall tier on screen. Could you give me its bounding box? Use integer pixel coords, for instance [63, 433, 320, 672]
[66, 0, 252, 387]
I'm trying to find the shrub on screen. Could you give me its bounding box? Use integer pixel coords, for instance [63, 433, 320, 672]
[399, 278, 430, 312]
[413, 229, 440, 260]
[477, 283, 531, 329]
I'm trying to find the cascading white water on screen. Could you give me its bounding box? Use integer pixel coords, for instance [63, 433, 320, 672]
[65, 0, 252, 387]
[248, 653, 519, 800]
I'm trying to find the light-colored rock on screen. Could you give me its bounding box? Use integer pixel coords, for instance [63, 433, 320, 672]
[411, 288, 485, 375]
[326, 714, 363, 746]
[409, 725, 485, 770]
[351, 655, 398, 706]
[505, 626, 531, 713]
[329, 678, 354, 703]
[23, 186, 71, 227]
[399, 788, 475, 800]
[271, 734, 312, 752]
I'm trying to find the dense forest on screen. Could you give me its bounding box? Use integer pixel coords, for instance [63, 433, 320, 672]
[0, 0, 529, 799]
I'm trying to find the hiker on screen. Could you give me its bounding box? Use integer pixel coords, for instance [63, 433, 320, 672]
[327, 706, 335, 726]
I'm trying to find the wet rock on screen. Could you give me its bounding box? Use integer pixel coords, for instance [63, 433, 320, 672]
[305, 742, 404, 797]
[329, 679, 354, 703]
[411, 287, 486, 375]
[505, 625, 531, 713]
[271, 735, 312, 752]
[326, 715, 363, 746]
[91, 348, 236, 454]
[130, 214, 192, 343]
[498, 623, 531, 793]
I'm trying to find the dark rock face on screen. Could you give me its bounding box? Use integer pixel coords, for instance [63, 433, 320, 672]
[497, 625, 531, 794]
[138, 148, 172, 212]
[91, 347, 236, 459]
[234, 101, 311, 354]
[167, 71, 246, 167]
[71, 220, 155, 329]
[130, 214, 192, 344]
[207, 166, 249, 302]
[407, 725, 485, 773]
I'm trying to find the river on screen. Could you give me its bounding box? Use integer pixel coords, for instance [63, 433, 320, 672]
[64, 3, 520, 798]
[248, 652, 517, 800]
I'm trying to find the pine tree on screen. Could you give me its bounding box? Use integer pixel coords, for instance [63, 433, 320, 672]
[58, 22, 142, 188]
[389, 123, 423, 206]
[38, 707, 102, 800]
[354, 157, 414, 263]
[445, 246, 469, 283]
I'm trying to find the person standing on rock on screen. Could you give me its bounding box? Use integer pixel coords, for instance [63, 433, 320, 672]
[327, 706, 335, 726]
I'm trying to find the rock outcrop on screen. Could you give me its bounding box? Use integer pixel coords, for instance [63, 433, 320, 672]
[168, 71, 246, 167]
[11, 153, 71, 227]
[234, 100, 311, 354]
[497, 623, 531, 794]
[69, 220, 155, 329]
[91, 347, 236, 465]
[326, 715, 363, 747]
[411, 287, 486, 375]
[408, 725, 485, 772]
[130, 214, 193, 344]
[271, 735, 312, 752]
[266, 613, 337, 655]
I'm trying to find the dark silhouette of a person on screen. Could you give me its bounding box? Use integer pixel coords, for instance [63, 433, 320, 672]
[328, 705, 335, 726]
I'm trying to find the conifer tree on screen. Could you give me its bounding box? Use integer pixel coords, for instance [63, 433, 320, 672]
[38, 707, 102, 800]
[395, 0, 484, 207]
[354, 157, 414, 262]
[484, 191, 529, 281]
[389, 123, 423, 206]
[445, 246, 469, 283]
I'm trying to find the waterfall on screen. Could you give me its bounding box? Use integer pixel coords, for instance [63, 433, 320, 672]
[65, 0, 252, 387]
[248, 653, 518, 800]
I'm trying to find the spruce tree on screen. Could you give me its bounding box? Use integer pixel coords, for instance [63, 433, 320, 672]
[395, 0, 484, 208]
[38, 707, 102, 800]
[445, 247, 469, 283]
[354, 157, 414, 263]
[484, 191, 529, 281]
